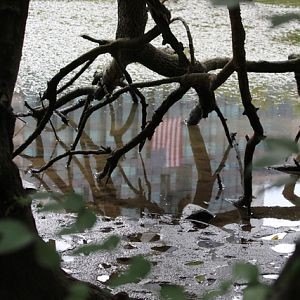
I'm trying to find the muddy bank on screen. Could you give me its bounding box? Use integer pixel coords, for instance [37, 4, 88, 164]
[33, 202, 300, 299]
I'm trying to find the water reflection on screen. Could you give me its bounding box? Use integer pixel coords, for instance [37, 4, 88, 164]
[13, 85, 300, 221]
[12, 0, 300, 222]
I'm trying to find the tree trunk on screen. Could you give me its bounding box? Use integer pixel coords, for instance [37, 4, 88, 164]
[0, 1, 119, 299]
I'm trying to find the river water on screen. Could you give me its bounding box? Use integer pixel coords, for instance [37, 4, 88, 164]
[13, 0, 300, 224]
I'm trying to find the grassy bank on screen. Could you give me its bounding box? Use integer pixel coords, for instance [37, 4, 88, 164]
[256, 0, 300, 6]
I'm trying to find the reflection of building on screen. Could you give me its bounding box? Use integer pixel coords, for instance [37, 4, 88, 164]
[15, 86, 300, 218]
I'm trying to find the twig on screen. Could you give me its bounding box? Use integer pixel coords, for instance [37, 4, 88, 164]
[216, 174, 223, 190]
[40, 96, 60, 141]
[146, 0, 190, 68]
[139, 153, 152, 201]
[214, 105, 232, 147]
[31, 147, 111, 173]
[66, 93, 94, 166]
[96, 85, 189, 182]
[59, 98, 86, 115]
[171, 17, 196, 67]
[13, 76, 59, 157]
[231, 133, 244, 184]
[213, 142, 232, 177]
[57, 59, 95, 94]
[295, 126, 300, 143]
[81, 35, 110, 45]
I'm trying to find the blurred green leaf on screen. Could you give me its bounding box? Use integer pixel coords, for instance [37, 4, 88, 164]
[265, 137, 299, 153]
[202, 280, 232, 300]
[62, 193, 85, 213]
[255, 137, 299, 168]
[31, 191, 62, 200]
[233, 263, 259, 283]
[40, 192, 85, 213]
[210, 0, 240, 8]
[75, 210, 97, 230]
[65, 283, 90, 300]
[160, 284, 186, 300]
[254, 153, 287, 168]
[40, 202, 64, 212]
[109, 256, 151, 287]
[271, 13, 300, 26]
[74, 235, 120, 255]
[256, 176, 297, 197]
[35, 240, 60, 269]
[18, 196, 32, 206]
[0, 220, 34, 254]
[243, 284, 270, 300]
[60, 210, 97, 234]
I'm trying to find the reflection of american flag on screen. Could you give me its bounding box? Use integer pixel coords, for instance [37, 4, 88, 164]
[151, 117, 182, 167]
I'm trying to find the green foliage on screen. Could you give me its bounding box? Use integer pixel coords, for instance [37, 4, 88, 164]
[0, 219, 34, 254]
[160, 284, 186, 300]
[202, 263, 271, 299]
[35, 239, 60, 269]
[109, 256, 152, 287]
[39, 192, 85, 213]
[202, 280, 232, 300]
[233, 262, 259, 283]
[271, 13, 300, 26]
[257, 0, 300, 6]
[74, 235, 120, 255]
[233, 263, 270, 300]
[210, 0, 240, 8]
[60, 210, 97, 235]
[254, 137, 299, 168]
[65, 283, 90, 300]
[243, 285, 270, 300]
[32, 192, 98, 234]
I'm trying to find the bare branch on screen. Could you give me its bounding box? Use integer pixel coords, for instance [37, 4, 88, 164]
[57, 59, 95, 94]
[96, 85, 190, 182]
[228, 4, 264, 212]
[31, 147, 112, 173]
[171, 17, 196, 66]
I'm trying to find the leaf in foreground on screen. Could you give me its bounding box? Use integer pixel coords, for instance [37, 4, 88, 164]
[65, 283, 90, 300]
[233, 262, 259, 283]
[0, 220, 33, 254]
[74, 235, 120, 255]
[35, 240, 60, 269]
[59, 210, 97, 234]
[109, 256, 151, 287]
[243, 284, 270, 300]
[160, 284, 186, 300]
[271, 13, 300, 27]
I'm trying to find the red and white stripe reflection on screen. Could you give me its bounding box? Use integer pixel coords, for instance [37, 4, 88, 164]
[151, 117, 182, 168]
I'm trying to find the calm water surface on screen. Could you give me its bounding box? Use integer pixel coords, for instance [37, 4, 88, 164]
[13, 0, 300, 224]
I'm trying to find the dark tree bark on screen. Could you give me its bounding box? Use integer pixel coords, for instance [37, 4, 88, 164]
[268, 241, 300, 300]
[8, 1, 300, 299]
[0, 1, 123, 300]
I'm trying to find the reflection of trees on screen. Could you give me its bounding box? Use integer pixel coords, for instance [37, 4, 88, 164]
[23, 101, 164, 217]
[177, 125, 232, 212]
[282, 176, 300, 205]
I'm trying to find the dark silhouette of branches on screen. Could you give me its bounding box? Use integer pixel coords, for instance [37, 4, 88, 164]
[14, 0, 300, 214]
